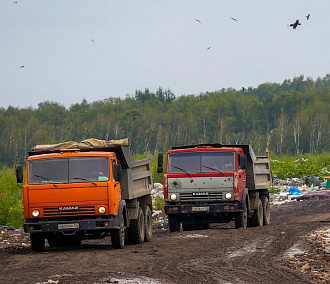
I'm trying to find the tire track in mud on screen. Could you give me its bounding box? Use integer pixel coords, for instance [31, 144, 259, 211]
[0, 199, 329, 284]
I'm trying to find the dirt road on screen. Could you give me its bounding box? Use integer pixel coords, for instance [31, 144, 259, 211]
[1, 199, 329, 284]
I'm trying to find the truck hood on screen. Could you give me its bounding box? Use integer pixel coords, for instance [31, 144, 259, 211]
[168, 176, 234, 191]
[27, 184, 108, 206]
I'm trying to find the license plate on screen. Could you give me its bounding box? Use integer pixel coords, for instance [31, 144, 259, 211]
[192, 206, 209, 212]
[58, 223, 79, 229]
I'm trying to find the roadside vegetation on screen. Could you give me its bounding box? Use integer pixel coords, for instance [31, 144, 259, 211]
[1, 75, 330, 169]
[1, 151, 329, 228]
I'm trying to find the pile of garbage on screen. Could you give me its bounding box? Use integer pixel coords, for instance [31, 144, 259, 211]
[284, 226, 330, 283]
[271, 177, 330, 206]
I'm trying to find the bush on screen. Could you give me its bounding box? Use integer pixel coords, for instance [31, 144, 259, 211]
[270, 152, 330, 179]
[0, 166, 23, 228]
[153, 195, 165, 211]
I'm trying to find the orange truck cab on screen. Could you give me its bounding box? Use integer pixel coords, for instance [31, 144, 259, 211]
[157, 144, 272, 232]
[16, 139, 153, 251]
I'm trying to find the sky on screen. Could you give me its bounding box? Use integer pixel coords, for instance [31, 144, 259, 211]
[1, 0, 329, 109]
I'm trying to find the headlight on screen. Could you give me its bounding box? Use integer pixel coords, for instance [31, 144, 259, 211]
[32, 209, 40, 217]
[225, 192, 232, 200]
[98, 206, 106, 214]
[170, 194, 177, 201]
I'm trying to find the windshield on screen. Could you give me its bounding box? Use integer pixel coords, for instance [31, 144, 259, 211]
[28, 157, 109, 184]
[168, 151, 234, 174]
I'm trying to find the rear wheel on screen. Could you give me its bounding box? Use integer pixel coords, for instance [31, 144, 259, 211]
[129, 207, 145, 244]
[168, 215, 180, 232]
[143, 205, 152, 242]
[251, 198, 264, 227]
[261, 195, 271, 225]
[111, 215, 125, 249]
[30, 233, 45, 252]
[235, 203, 248, 229]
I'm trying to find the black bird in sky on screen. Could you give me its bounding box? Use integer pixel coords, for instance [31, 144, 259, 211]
[231, 17, 238, 22]
[306, 14, 310, 20]
[90, 39, 94, 42]
[194, 18, 201, 24]
[207, 46, 211, 50]
[289, 19, 301, 29]
[20, 65, 24, 68]
[242, 87, 246, 92]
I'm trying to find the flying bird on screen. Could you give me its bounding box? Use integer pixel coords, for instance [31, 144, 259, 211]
[289, 19, 301, 29]
[194, 18, 201, 24]
[242, 87, 246, 92]
[306, 14, 310, 20]
[20, 65, 24, 68]
[231, 17, 238, 22]
[90, 39, 94, 42]
[207, 46, 211, 50]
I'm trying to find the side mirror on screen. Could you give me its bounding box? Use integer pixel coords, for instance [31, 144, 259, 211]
[16, 164, 23, 183]
[157, 153, 163, 173]
[239, 155, 247, 170]
[113, 163, 122, 182]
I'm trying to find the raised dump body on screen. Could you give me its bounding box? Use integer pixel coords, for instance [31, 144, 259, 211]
[158, 143, 272, 232]
[16, 138, 153, 251]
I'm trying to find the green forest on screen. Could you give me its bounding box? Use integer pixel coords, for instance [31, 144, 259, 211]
[1, 74, 330, 168]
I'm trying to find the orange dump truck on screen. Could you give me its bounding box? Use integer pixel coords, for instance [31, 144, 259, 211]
[16, 138, 153, 251]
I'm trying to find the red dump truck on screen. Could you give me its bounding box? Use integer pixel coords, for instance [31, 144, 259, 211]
[16, 138, 153, 251]
[157, 144, 272, 231]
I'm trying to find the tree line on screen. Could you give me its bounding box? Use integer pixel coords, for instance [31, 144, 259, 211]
[1, 74, 330, 167]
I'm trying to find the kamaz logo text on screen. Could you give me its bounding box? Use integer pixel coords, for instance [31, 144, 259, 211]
[58, 206, 79, 211]
[192, 192, 209, 196]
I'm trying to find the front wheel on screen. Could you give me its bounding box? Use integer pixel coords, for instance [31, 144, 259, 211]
[235, 203, 248, 229]
[111, 215, 125, 249]
[30, 233, 45, 252]
[168, 215, 180, 232]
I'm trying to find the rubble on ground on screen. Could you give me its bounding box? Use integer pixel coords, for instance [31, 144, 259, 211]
[283, 226, 330, 283]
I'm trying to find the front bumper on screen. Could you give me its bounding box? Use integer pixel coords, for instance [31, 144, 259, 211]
[24, 216, 119, 233]
[164, 203, 239, 214]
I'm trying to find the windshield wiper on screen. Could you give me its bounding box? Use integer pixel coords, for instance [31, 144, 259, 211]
[202, 165, 224, 176]
[171, 165, 191, 176]
[34, 174, 57, 187]
[72, 177, 97, 186]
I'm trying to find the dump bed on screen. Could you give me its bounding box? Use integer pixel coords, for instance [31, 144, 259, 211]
[28, 138, 153, 200]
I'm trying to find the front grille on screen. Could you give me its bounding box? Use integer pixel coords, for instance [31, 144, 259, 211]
[43, 206, 95, 217]
[180, 192, 223, 201]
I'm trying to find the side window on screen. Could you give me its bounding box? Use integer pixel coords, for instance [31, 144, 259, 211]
[112, 160, 116, 180]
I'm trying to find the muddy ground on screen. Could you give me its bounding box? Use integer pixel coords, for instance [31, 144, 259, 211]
[0, 199, 329, 284]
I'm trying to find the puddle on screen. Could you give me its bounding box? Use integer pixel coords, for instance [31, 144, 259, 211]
[283, 243, 306, 257]
[95, 276, 165, 284]
[177, 233, 209, 239]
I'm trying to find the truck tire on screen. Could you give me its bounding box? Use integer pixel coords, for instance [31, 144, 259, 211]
[30, 233, 45, 252]
[235, 203, 248, 229]
[111, 215, 125, 249]
[168, 215, 180, 232]
[261, 195, 271, 225]
[251, 198, 264, 227]
[129, 207, 145, 244]
[142, 205, 152, 242]
[47, 234, 63, 247]
[182, 222, 193, 231]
